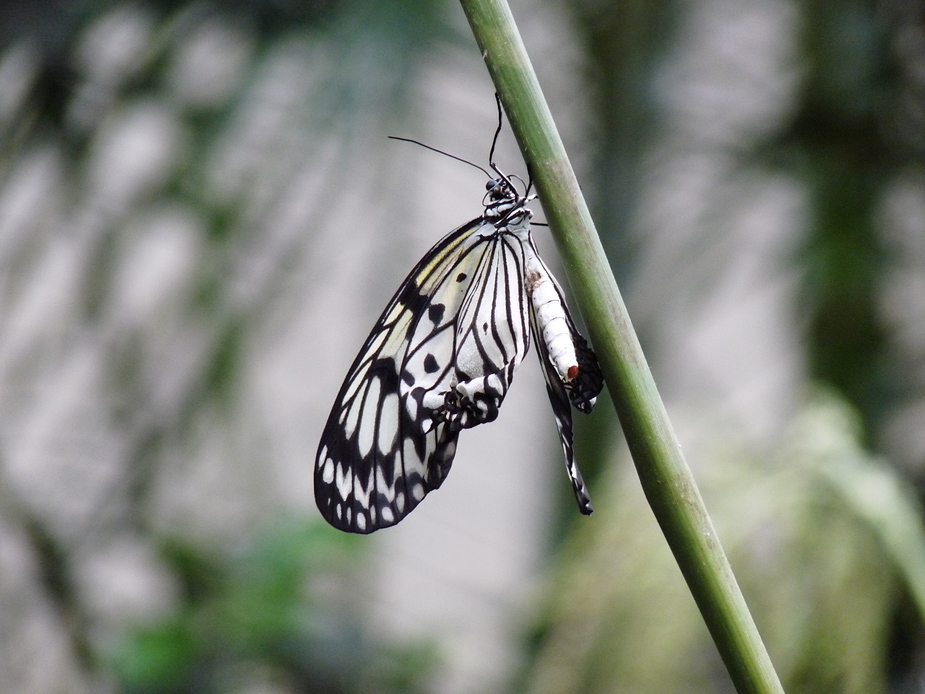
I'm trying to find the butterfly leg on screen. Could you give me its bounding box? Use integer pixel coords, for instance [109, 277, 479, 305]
[418, 370, 511, 433]
[446, 372, 507, 431]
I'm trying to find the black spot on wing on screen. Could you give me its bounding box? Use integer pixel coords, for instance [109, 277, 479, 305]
[397, 284, 429, 316]
[423, 354, 439, 374]
[428, 303, 445, 324]
[456, 272, 467, 282]
[369, 357, 400, 394]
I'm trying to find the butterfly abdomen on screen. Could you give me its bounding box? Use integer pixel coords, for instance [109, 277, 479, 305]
[525, 263, 580, 383]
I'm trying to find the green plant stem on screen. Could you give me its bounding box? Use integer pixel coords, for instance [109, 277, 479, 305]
[458, 1, 785, 693]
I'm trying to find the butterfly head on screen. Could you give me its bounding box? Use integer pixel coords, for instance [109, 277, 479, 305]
[483, 175, 533, 228]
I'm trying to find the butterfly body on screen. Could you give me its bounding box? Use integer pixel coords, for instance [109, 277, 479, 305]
[315, 174, 602, 533]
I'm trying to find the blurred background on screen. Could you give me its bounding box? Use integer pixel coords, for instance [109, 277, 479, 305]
[0, 0, 923, 692]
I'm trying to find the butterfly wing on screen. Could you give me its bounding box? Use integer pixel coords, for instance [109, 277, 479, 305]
[529, 309, 594, 515]
[524, 242, 602, 515]
[315, 218, 531, 533]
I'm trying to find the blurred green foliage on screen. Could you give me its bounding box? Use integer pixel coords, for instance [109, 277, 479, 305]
[525, 390, 923, 694]
[763, 0, 910, 439]
[110, 519, 436, 694]
[523, 0, 925, 689]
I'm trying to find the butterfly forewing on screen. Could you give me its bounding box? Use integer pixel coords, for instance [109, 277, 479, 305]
[315, 210, 533, 533]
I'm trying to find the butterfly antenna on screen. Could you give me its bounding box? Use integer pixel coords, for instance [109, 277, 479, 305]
[486, 93, 527, 204]
[388, 136, 492, 179]
[488, 93, 504, 176]
[509, 173, 529, 194]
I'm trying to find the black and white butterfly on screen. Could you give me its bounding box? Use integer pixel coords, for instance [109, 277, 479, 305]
[314, 125, 603, 534]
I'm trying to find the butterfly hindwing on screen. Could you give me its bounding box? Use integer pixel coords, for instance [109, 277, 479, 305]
[524, 239, 603, 515]
[439, 234, 531, 431]
[529, 310, 593, 514]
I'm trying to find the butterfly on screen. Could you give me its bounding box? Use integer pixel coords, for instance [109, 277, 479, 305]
[314, 125, 604, 534]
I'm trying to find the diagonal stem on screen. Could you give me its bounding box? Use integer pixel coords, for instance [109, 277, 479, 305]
[457, 1, 786, 693]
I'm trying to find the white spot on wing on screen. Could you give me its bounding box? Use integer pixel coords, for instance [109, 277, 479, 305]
[406, 394, 418, 421]
[381, 506, 394, 524]
[353, 468, 374, 510]
[421, 389, 445, 410]
[365, 328, 388, 355]
[344, 384, 364, 436]
[403, 437, 424, 477]
[336, 464, 351, 501]
[357, 376, 381, 457]
[343, 367, 366, 403]
[378, 394, 399, 454]
[412, 483, 425, 501]
[321, 458, 334, 483]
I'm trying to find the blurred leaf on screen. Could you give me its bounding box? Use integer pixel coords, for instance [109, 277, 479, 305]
[524, 388, 916, 694]
[757, 0, 917, 435]
[802, 391, 925, 626]
[110, 518, 434, 694]
[114, 618, 198, 693]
